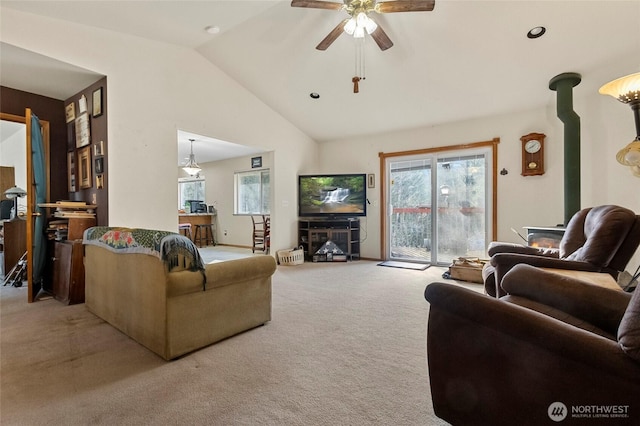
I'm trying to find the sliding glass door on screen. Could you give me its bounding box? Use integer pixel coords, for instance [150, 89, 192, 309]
[386, 147, 491, 265]
[387, 156, 433, 263]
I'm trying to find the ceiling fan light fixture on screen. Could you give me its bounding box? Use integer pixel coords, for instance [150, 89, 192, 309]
[365, 17, 378, 34]
[356, 12, 368, 27]
[344, 17, 356, 35]
[344, 12, 376, 37]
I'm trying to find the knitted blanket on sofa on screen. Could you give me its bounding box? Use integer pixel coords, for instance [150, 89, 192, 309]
[83, 226, 205, 274]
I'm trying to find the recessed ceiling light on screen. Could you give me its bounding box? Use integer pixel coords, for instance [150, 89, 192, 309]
[310, 92, 320, 99]
[527, 26, 546, 39]
[205, 26, 220, 34]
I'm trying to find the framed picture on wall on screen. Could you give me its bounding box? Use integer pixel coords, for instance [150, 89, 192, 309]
[78, 146, 92, 189]
[75, 113, 91, 148]
[94, 157, 104, 174]
[94, 140, 104, 156]
[65, 102, 76, 123]
[367, 174, 375, 188]
[79, 95, 88, 114]
[67, 151, 76, 192]
[92, 87, 103, 118]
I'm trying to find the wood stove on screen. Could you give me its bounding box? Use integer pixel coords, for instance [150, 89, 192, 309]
[524, 225, 566, 248]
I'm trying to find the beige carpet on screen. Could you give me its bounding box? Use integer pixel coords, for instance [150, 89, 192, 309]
[1, 258, 482, 425]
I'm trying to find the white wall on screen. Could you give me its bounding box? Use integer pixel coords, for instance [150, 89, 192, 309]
[190, 152, 277, 248]
[319, 66, 640, 270]
[1, 8, 318, 253]
[0, 124, 27, 214]
[2, 7, 638, 273]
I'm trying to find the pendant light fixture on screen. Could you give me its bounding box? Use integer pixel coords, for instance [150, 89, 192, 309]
[182, 139, 201, 176]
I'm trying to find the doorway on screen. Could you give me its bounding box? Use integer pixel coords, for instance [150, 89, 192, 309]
[381, 139, 498, 265]
[0, 112, 50, 301]
[0, 120, 27, 209]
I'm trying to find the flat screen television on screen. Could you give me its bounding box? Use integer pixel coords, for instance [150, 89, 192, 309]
[298, 174, 367, 217]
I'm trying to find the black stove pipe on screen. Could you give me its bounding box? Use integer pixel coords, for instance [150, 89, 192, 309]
[549, 72, 582, 226]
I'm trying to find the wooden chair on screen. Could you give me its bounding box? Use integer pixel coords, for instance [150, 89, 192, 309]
[252, 215, 270, 253]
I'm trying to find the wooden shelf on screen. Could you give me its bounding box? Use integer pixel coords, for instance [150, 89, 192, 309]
[298, 218, 360, 261]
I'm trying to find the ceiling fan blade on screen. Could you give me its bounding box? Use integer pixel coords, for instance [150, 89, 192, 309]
[375, 0, 435, 13]
[370, 25, 394, 51]
[291, 0, 344, 10]
[316, 19, 349, 50]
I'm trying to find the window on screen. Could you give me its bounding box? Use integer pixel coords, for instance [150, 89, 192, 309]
[178, 177, 205, 210]
[234, 169, 270, 215]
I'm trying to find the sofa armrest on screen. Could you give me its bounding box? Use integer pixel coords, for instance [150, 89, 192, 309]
[500, 264, 631, 335]
[204, 256, 277, 290]
[167, 256, 277, 298]
[487, 241, 560, 257]
[424, 282, 639, 383]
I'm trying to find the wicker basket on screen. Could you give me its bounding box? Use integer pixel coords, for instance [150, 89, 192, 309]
[277, 247, 304, 266]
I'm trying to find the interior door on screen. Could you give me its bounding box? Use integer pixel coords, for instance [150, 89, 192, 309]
[1, 111, 49, 301]
[25, 109, 50, 302]
[25, 109, 36, 301]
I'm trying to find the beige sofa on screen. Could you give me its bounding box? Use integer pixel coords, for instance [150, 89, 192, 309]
[83, 227, 276, 360]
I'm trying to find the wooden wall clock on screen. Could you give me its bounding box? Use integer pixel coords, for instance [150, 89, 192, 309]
[521, 132, 545, 176]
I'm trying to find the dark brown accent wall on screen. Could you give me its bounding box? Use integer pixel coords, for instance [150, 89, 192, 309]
[0, 86, 68, 203]
[64, 77, 108, 226]
[1, 80, 109, 226]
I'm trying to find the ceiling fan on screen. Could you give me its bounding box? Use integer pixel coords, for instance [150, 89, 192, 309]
[291, 0, 435, 51]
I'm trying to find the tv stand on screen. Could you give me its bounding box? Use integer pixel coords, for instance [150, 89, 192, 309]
[298, 218, 360, 262]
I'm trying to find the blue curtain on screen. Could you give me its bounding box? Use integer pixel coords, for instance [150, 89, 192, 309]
[31, 114, 46, 285]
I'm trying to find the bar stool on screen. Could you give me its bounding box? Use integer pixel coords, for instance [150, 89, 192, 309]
[194, 224, 215, 247]
[178, 223, 192, 240]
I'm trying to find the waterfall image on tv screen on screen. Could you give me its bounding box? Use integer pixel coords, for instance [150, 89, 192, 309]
[298, 174, 366, 217]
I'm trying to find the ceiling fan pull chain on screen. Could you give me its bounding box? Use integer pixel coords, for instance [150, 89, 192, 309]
[353, 37, 365, 93]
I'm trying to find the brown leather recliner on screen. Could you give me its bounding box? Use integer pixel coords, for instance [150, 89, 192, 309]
[425, 264, 640, 426]
[483, 205, 640, 297]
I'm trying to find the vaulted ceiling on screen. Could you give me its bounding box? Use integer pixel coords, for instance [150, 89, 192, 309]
[1, 1, 639, 159]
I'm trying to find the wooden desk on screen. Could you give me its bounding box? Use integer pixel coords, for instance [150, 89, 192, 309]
[179, 214, 216, 244]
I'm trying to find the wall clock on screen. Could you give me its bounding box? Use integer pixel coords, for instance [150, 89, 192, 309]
[521, 132, 545, 176]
